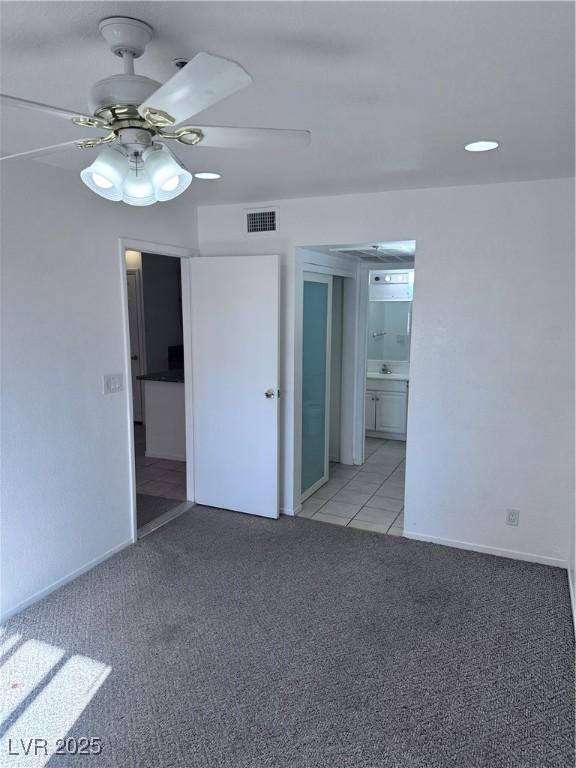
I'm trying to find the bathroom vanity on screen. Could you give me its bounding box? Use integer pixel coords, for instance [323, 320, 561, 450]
[365, 267, 413, 441]
[365, 371, 409, 440]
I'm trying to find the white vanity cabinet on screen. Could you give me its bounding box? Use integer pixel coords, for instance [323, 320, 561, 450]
[365, 377, 408, 439]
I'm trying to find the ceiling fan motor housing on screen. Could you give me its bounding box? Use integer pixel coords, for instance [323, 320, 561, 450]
[98, 17, 153, 59]
[89, 74, 162, 116]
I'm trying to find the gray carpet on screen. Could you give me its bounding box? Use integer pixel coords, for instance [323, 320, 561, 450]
[137, 493, 182, 528]
[2, 508, 574, 767]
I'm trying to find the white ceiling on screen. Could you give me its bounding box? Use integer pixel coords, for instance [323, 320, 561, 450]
[1, 1, 573, 205]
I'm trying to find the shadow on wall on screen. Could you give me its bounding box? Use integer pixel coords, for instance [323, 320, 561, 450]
[142, 253, 183, 372]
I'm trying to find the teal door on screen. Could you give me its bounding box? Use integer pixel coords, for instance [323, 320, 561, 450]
[302, 276, 331, 496]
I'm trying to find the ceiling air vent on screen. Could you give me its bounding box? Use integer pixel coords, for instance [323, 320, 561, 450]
[245, 207, 279, 235]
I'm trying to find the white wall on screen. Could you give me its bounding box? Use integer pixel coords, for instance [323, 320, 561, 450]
[198, 178, 574, 567]
[0, 160, 197, 620]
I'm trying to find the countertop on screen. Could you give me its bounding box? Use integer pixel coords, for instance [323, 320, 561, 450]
[137, 369, 184, 383]
[366, 372, 409, 381]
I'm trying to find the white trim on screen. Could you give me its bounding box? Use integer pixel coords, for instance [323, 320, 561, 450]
[126, 268, 147, 422]
[118, 240, 139, 545]
[568, 567, 576, 636]
[301, 475, 328, 503]
[180, 258, 196, 504]
[366, 430, 406, 441]
[404, 530, 569, 569]
[119, 237, 197, 544]
[352, 261, 369, 465]
[120, 238, 198, 260]
[0, 539, 132, 624]
[281, 505, 301, 517]
[300, 247, 357, 278]
[300, 262, 354, 278]
[143, 451, 186, 463]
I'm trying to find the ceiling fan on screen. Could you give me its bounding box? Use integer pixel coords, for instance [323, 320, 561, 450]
[0, 16, 311, 205]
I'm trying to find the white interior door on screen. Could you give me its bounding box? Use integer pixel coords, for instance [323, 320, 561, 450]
[190, 255, 280, 518]
[126, 271, 144, 422]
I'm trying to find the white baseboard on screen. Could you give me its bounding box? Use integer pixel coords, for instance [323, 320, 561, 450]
[365, 431, 406, 441]
[145, 451, 186, 462]
[281, 505, 300, 517]
[403, 530, 568, 569]
[568, 567, 576, 636]
[1, 539, 133, 624]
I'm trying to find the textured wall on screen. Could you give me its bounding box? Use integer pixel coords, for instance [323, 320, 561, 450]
[198, 178, 575, 567]
[1, 161, 197, 619]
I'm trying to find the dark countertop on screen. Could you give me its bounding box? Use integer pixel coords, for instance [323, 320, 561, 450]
[137, 369, 184, 383]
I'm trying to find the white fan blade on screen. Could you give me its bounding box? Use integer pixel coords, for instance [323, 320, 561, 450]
[180, 125, 311, 149]
[0, 140, 82, 162]
[0, 94, 96, 123]
[138, 52, 252, 126]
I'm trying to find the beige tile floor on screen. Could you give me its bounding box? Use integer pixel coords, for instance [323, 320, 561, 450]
[135, 427, 403, 527]
[134, 424, 187, 501]
[299, 437, 405, 535]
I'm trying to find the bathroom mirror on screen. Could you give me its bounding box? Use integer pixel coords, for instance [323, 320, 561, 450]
[367, 300, 411, 361]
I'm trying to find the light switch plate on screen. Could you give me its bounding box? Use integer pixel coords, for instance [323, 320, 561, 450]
[103, 373, 124, 395]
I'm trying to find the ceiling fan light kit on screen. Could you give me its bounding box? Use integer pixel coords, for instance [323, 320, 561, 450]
[81, 143, 192, 206]
[80, 146, 127, 201]
[0, 16, 311, 205]
[145, 145, 193, 201]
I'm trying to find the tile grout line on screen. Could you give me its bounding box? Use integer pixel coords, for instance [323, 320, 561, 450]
[322, 458, 403, 511]
[309, 443, 406, 527]
[345, 454, 406, 526]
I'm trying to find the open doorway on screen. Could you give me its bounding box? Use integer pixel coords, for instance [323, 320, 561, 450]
[299, 240, 415, 535]
[125, 249, 190, 535]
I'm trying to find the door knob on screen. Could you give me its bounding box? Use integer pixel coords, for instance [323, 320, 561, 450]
[265, 388, 276, 399]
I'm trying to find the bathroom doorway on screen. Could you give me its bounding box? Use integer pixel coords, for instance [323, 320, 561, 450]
[298, 240, 415, 536]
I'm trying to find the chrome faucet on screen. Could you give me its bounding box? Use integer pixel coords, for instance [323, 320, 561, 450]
[381, 364, 391, 374]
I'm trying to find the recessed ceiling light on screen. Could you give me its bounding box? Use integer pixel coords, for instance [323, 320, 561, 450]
[464, 140, 499, 152]
[193, 172, 222, 180]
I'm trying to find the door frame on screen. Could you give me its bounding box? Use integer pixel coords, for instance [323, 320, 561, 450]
[357, 259, 418, 443]
[126, 267, 147, 422]
[301, 272, 333, 502]
[119, 238, 198, 543]
[295, 251, 416, 515]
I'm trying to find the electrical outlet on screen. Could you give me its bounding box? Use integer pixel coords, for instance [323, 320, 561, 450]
[103, 373, 124, 395]
[506, 508, 520, 527]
